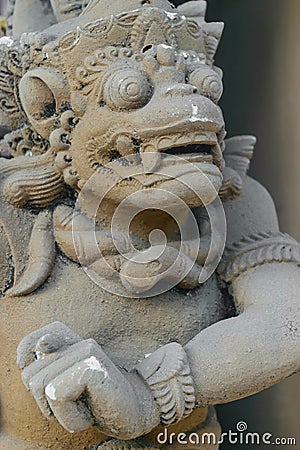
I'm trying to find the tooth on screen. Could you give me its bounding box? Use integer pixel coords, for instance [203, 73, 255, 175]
[142, 143, 153, 153]
[218, 128, 227, 143]
[141, 152, 161, 173]
[177, 135, 187, 145]
[157, 137, 174, 151]
[191, 133, 198, 143]
[212, 143, 224, 168]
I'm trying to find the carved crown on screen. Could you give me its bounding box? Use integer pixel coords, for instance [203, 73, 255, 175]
[47, 0, 224, 71]
[0, 1, 223, 134]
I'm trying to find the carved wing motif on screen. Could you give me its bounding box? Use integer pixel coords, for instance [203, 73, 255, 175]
[219, 135, 256, 200]
[223, 135, 256, 176]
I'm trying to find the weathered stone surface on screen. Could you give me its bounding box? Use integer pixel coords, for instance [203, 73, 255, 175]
[0, 1, 299, 449]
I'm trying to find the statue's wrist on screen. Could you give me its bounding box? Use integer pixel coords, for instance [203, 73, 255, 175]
[124, 370, 161, 436]
[134, 343, 196, 426]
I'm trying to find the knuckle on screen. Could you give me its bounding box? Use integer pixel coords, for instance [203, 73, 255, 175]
[29, 373, 47, 395]
[80, 338, 100, 354]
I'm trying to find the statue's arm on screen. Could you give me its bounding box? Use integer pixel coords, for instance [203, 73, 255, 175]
[184, 176, 300, 405]
[185, 262, 299, 405]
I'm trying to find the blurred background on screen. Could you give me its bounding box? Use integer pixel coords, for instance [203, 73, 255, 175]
[0, 0, 299, 448]
[197, 1, 300, 447]
[200, 2, 300, 448]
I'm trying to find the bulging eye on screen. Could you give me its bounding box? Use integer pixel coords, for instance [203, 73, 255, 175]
[189, 67, 223, 103]
[102, 68, 152, 110]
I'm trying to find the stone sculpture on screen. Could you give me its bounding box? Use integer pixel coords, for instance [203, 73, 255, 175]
[0, 1, 299, 449]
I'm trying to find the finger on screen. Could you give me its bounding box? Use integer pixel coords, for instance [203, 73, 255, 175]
[45, 362, 97, 433]
[22, 339, 99, 389]
[17, 321, 82, 369]
[46, 354, 141, 437]
[24, 340, 103, 417]
[45, 353, 115, 433]
[47, 395, 94, 433]
[35, 333, 65, 359]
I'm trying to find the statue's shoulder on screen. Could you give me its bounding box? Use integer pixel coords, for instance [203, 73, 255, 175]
[223, 175, 280, 245]
[221, 136, 279, 243]
[218, 143, 300, 282]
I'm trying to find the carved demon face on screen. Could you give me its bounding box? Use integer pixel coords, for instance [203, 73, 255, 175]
[70, 44, 225, 210]
[0, 1, 229, 295]
[7, 3, 225, 214]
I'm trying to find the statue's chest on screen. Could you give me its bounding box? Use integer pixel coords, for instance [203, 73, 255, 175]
[2, 256, 233, 368]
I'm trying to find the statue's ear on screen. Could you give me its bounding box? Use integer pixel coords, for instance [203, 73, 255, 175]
[19, 68, 70, 140]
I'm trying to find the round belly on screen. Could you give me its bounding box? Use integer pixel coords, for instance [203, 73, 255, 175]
[0, 256, 231, 449]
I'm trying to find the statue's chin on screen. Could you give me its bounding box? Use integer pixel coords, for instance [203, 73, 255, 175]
[126, 163, 223, 209]
[76, 162, 222, 219]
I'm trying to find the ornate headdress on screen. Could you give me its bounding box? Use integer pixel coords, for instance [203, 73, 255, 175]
[0, 1, 255, 298]
[0, 0, 223, 141]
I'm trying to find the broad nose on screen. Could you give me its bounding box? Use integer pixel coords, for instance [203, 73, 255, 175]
[163, 84, 198, 97]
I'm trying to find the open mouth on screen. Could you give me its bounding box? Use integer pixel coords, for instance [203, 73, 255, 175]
[163, 143, 212, 156]
[162, 143, 213, 161]
[88, 131, 224, 173]
[139, 131, 224, 168]
[159, 143, 223, 168]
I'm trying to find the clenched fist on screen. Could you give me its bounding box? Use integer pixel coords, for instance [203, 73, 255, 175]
[17, 322, 160, 438]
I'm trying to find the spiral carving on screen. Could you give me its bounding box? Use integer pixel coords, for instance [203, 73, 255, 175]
[189, 67, 223, 103]
[103, 68, 152, 110]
